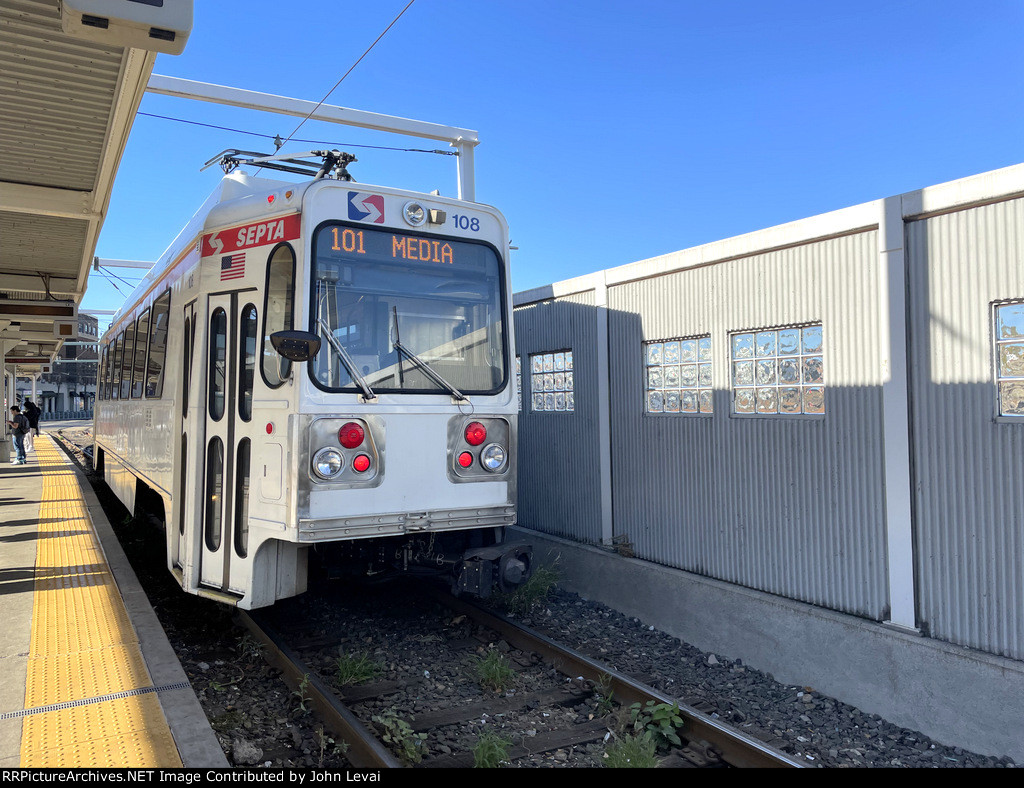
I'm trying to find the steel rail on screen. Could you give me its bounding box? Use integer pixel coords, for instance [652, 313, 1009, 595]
[237, 610, 402, 769]
[436, 590, 806, 769]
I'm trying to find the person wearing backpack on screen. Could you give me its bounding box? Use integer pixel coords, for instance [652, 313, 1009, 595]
[22, 399, 40, 437]
[7, 406, 29, 465]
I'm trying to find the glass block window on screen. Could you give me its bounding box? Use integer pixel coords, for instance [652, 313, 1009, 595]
[644, 336, 712, 414]
[516, 355, 522, 411]
[530, 350, 574, 412]
[731, 324, 824, 416]
[995, 302, 1024, 417]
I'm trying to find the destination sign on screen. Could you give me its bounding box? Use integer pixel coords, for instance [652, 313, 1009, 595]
[317, 225, 494, 272]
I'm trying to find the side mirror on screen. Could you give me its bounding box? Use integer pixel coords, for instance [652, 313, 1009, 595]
[271, 330, 321, 362]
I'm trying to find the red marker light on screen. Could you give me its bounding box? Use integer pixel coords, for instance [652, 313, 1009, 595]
[464, 421, 487, 446]
[338, 422, 365, 448]
[266, 423, 274, 435]
[352, 454, 371, 473]
[267, 194, 276, 204]
[457, 451, 474, 468]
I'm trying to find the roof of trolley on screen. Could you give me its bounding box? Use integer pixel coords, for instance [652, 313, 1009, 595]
[103, 151, 508, 336]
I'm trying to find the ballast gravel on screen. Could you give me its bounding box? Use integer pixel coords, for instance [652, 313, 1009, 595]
[513, 588, 1017, 768]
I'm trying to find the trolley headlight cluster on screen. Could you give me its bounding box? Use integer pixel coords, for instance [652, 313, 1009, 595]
[311, 420, 374, 481]
[312, 447, 344, 480]
[454, 420, 508, 475]
[480, 443, 506, 471]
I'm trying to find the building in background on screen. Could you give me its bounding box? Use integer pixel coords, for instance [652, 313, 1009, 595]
[21, 313, 99, 417]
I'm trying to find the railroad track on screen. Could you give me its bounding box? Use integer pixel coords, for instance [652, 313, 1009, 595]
[54, 423, 802, 768]
[239, 585, 804, 769]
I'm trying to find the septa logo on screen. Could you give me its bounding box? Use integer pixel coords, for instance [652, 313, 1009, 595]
[348, 191, 385, 223]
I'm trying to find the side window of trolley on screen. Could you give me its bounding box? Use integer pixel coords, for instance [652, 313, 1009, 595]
[146, 290, 171, 398]
[131, 308, 150, 399]
[262, 244, 296, 388]
[111, 332, 123, 400]
[98, 345, 108, 400]
[120, 320, 136, 399]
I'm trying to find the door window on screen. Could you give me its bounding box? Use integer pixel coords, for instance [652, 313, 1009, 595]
[209, 308, 227, 421]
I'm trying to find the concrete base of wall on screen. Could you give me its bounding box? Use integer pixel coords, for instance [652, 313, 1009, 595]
[513, 526, 1024, 763]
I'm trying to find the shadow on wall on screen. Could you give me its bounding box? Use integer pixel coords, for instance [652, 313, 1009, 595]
[514, 289, 1024, 662]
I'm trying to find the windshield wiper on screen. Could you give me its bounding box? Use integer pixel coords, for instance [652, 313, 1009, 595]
[317, 316, 376, 402]
[391, 307, 467, 402]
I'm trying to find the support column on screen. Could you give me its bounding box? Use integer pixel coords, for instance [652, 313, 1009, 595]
[594, 274, 614, 546]
[1, 355, 11, 464]
[453, 138, 476, 202]
[878, 196, 917, 631]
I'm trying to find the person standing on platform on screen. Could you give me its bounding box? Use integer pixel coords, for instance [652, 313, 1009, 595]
[22, 399, 40, 437]
[7, 406, 29, 465]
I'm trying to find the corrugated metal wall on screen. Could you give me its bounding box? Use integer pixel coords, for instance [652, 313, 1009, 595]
[907, 197, 1024, 659]
[514, 290, 604, 544]
[606, 231, 889, 618]
[513, 167, 1024, 659]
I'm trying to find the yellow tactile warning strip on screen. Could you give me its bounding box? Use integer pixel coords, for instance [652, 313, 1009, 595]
[18, 438, 182, 767]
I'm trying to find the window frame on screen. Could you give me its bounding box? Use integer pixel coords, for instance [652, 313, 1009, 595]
[98, 344, 109, 400]
[528, 349, 575, 413]
[729, 322, 825, 419]
[130, 308, 151, 399]
[208, 307, 228, 422]
[239, 303, 258, 422]
[145, 290, 171, 399]
[260, 242, 296, 390]
[111, 332, 124, 400]
[643, 334, 713, 416]
[120, 321, 137, 400]
[993, 299, 1024, 421]
[306, 221, 510, 398]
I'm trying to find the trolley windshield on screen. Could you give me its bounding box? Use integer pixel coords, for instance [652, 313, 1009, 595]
[310, 223, 507, 395]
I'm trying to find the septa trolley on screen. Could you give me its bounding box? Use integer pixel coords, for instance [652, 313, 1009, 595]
[94, 149, 528, 608]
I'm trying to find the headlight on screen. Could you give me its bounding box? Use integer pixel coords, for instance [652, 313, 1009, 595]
[403, 201, 426, 227]
[480, 443, 506, 472]
[312, 447, 344, 479]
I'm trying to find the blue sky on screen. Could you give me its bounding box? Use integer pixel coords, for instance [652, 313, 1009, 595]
[87, 1, 1024, 332]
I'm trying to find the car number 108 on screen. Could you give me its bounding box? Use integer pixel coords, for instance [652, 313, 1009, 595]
[452, 214, 480, 232]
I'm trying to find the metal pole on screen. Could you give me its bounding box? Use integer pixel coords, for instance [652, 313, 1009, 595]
[453, 138, 478, 202]
[1, 356, 10, 464]
[147, 75, 480, 200]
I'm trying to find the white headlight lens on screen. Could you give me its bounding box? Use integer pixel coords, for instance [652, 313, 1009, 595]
[480, 443, 506, 472]
[403, 201, 426, 226]
[313, 448, 344, 479]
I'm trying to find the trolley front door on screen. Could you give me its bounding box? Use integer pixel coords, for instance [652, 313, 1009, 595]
[199, 292, 250, 593]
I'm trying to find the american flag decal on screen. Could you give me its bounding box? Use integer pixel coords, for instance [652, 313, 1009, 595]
[221, 252, 245, 281]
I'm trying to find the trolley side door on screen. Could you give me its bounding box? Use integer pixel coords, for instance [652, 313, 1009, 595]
[200, 292, 238, 591]
[173, 300, 196, 573]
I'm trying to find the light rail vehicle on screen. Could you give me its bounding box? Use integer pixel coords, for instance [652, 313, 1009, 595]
[93, 148, 529, 608]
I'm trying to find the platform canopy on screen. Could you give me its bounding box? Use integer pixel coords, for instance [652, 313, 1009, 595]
[0, 0, 191, 373]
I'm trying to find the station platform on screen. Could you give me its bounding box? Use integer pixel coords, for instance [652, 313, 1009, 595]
[0, 430, 227, 768]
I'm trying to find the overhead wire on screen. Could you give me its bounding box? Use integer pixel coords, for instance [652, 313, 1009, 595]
[95, 269, 127, 296]
[136, 111, 455, 155]
[277, 0, 418, 149]
[100, 267, 144, 290]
